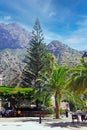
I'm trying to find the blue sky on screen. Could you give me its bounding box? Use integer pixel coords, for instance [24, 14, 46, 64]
[0, 0, 87, 50]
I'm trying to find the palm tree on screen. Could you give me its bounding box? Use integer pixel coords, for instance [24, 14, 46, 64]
[49, 65, 68, 118]
[66, 58, 87, 111]
[66, 58, 87, 95]
[34, 53, 58, 109]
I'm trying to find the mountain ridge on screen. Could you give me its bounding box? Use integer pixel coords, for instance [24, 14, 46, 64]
[0, 23, 84, 86]
[47, 40, 83, 67]
[0, 23, 31, 50]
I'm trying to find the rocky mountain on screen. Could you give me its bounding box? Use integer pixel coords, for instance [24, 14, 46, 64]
[0, 23, 31, 86]
[47, 40, 83, 67]
[0, 23, 31, 49]
[0, 23, 84, 87]
[0, 49, 26, 87]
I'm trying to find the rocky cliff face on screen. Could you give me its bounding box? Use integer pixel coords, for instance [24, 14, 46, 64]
[0, 23, 31, 50]
[47, 40, 83, 67]
[0, 23, 31, 86]
[0, 23, 84, 87]
[0, 49, 26, 87]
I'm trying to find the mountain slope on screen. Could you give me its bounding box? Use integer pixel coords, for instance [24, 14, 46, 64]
[0, 49, 26, 86]
[0, 23, 31, 49]
[0, 23, 84, 87]
[47, 40, 83, 67]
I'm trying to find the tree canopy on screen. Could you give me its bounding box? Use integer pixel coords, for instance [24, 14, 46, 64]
[22, 18, 47, 87]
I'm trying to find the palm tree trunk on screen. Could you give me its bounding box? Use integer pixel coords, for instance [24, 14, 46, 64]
[55, 92, 60, 118]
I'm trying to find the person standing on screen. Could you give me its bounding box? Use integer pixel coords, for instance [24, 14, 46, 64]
[17, 109, 21, 117]
[65, 108, 68, 117]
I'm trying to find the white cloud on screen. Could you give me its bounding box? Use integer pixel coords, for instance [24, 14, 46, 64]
[64, 36, 87, 45]
[44, 30, 63, 44]
[43, 17, 87, 50]
[48, 11, 56, 17]
[76, 17, 87, 27]
[39, 0, 52, 14]
[3, 16, 12, 21]
[62, 18, 87, 50]
[63, 35, 87, 50]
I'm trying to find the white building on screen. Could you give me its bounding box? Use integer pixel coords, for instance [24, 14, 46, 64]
[0, 74, 3, 86]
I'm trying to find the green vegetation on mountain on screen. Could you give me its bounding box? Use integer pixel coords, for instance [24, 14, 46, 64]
[0, 22, 85, 87]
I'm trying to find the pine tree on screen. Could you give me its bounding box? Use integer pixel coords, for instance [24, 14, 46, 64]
[22, 18, 47, 87]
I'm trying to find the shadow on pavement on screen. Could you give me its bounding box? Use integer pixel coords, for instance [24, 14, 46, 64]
[44, 121, 87, 128]
[22, 118, 39, 122]
[20, 117, 87, 129]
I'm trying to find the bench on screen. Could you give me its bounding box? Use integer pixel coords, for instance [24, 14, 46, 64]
[72, 114, 79, 122]
[81, 114, 87, 121]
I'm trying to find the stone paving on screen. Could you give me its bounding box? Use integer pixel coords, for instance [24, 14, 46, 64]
[0, 116, 87, 130]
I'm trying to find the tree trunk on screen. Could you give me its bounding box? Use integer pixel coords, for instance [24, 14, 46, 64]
[55, 93, 60, 118]
[36, 99, 39, 108]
